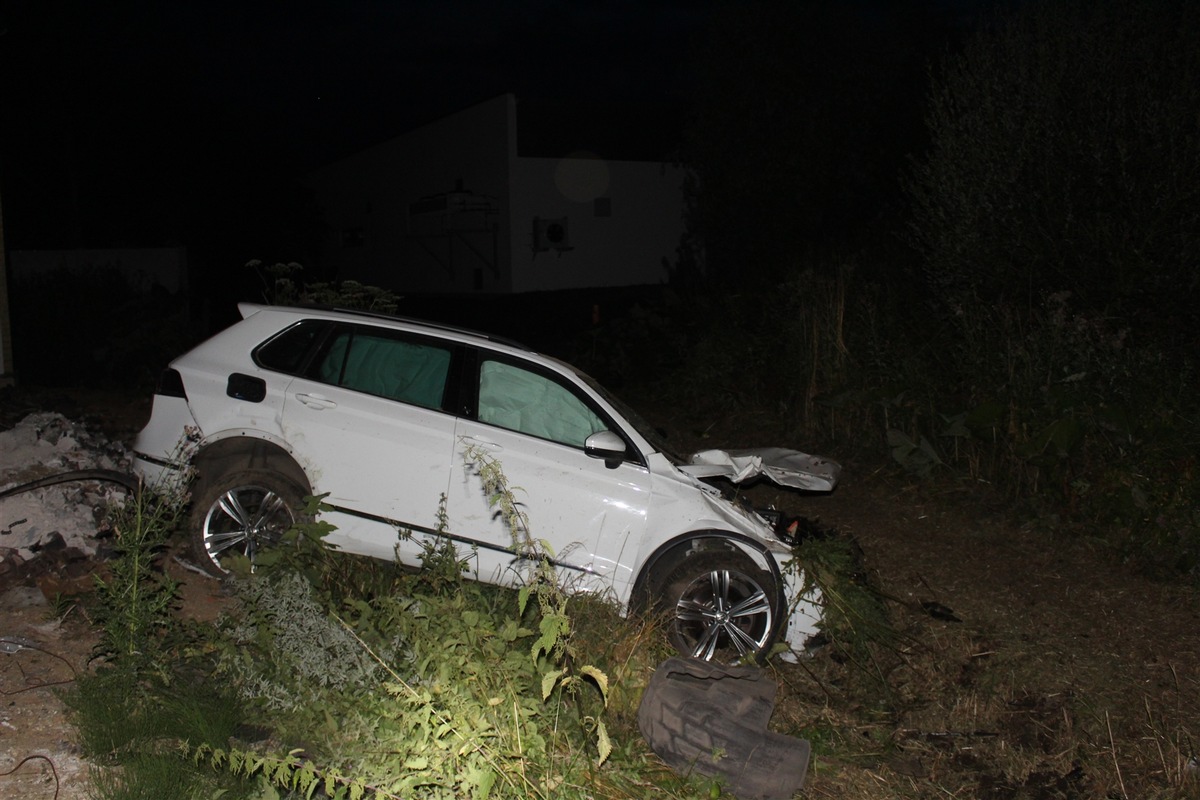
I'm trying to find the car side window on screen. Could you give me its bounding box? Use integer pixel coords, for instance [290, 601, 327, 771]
[313, 326, 452, 410]
[477, 359, 607, 447]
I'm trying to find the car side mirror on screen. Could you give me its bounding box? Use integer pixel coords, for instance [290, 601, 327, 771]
[584, 430, 628, 469]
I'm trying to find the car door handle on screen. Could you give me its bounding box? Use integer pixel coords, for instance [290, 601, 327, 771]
[295, 392, 337, 410]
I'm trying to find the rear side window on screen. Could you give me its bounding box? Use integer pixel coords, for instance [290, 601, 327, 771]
[313, 326, 452, 410]
[255, 321, 330, 374]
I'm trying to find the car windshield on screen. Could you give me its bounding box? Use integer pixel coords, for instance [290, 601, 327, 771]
[573, 370, 685, 465]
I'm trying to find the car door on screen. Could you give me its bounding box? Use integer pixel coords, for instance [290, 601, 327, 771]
[444, 352, 651, 596]
[278, 323, 459, 562]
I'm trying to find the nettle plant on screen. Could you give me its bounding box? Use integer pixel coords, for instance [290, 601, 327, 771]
[463, 443, 612, 758]
[93, 433, 196, 676]
[194, 448, 613, 800]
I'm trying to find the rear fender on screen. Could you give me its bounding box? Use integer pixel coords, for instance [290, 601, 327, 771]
[191, 434, 312, 497]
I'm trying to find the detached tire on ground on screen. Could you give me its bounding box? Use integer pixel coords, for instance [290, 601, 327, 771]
[653, 550, 783, 663]
[188, 469, 305, 575]
[638, 656, 811, 800]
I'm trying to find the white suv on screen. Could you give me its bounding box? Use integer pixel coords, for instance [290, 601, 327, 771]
[133, 304, 839, 662]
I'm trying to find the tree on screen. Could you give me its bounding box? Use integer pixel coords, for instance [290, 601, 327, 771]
[907, 0, 1200, 325]
[681, 1, 946, 287]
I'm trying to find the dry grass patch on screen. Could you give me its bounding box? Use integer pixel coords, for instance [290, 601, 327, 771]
[734, 473, 1200, 800]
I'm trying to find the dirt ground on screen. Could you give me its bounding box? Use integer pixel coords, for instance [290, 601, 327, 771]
[789, 475, 1200, 798]
[1, 386, 1198, 799]
[0, 387, 218, 800]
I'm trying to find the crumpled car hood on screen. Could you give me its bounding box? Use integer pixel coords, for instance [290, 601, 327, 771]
[680, 448, 841, 492]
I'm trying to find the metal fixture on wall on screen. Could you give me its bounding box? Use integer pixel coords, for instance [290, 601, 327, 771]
[532, 216, 572, 256]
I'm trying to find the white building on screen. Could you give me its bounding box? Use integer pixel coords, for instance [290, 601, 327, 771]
[308, 94, 687, 294]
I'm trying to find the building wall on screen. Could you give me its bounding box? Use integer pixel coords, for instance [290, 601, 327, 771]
[308, 93, 687, 295]
[508, 156, 685, 293]
[308, 95, 516, 293]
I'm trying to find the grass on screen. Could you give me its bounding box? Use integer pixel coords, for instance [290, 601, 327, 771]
[65, 666, 257, 799]
[60, 513, 1200, 800]
[53, 400, 1200, 800]
[63, 485, 714, 800]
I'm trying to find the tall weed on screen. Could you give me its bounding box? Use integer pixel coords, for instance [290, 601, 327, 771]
[91, 453, 192, 676]
[65, 447, 257, 799]
[193, 452, 635, 799]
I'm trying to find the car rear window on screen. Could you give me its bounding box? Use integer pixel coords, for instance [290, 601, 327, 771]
[255, 320, 330, 374]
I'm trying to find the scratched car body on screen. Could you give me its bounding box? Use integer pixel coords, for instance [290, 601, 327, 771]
[133, 304, 840, 662]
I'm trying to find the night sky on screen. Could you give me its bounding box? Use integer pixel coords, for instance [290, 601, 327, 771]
[0, 0, 1005, 296]
[0, 0, 1016, 382]
[0, 0, 713, 252]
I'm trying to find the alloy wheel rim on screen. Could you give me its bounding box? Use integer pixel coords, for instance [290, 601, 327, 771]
[674, 567, 774, 661]
[202, 486, 292, 568]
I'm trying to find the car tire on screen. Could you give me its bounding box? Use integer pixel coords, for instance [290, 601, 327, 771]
[188, 469, 305, 575]
[654, 550, 782, 663]
[638, 656, 811, 800]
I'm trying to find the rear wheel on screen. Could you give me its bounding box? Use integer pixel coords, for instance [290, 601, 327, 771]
[189, 470, 305, 575]
[654, 551, 781, 663]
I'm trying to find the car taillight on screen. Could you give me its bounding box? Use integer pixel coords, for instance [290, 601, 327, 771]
[157, 368, 187, 398]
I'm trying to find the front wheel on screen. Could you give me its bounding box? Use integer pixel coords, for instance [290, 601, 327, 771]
[188, 470, 305, 575]
[654, 551, 782, 663]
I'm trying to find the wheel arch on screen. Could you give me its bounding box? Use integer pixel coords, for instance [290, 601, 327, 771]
[191, 435, 312, 496]
[630, 529, 786, 613]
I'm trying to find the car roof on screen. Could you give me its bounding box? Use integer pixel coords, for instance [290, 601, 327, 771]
[224, 301, 659, 464]
[239, 302, 534, 352]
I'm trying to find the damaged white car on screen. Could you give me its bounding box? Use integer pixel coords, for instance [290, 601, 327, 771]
[133, 304, 840, 662]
